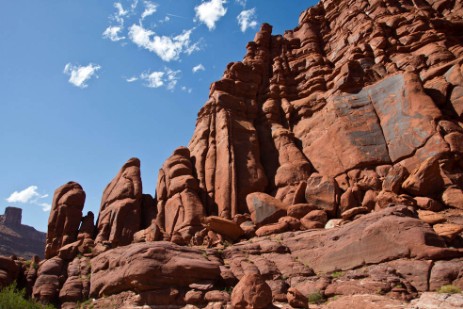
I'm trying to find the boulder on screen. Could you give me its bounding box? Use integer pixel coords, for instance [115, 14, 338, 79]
[305, 173, 339, 216]
[382, 165, 408, 193]
[287, 287, 309, 309]
[418, 210, 446, 225]
[287, 203, 319, 219]
[402, 156, 445, 196]
[433, 224, 463, 241]
[415, 197, 444, 211]
[442, 186, 463, 210]
[203, 216, 244, 241]
[255, 221, 289, 237]
[231, 273, 272, 308]
[409, 292, 463, 309]
[246, 192, 287, 226]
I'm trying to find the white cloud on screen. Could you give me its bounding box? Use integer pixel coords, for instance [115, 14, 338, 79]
[237, 8, 258, 32]
[160, 16, 170, 23]
[139, 67, 180, 90]
[114, 2, 128, 17]
[181, 86, 192, 93]
[39, 203, 52, 212]
[102, 25, 125, 41]
[131, 0, 139, 11]
[128, 24, 199, 61]
[6, 186, 51, 212]
[195, 0, 227, 30]
[192, 64, 205, 73]
[235, 0, 246, 6]
[141, 1, 158, 20]
[141, 71, 164, 88]
[63, 63, 101, 88]
[6, 186, 45, 203]
[126, 76, 139, 82]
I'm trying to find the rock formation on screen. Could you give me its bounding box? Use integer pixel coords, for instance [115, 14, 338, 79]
[95, 157, 142, 248]
[0, 207, 46, 258]
[155, 147, 205, 244]
[45, 182, 86, 259]
[4, 0, 463, 308]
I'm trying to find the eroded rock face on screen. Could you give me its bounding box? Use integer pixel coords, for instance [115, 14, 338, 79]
[167, 0, 463, 231]
[95, 158, 142, 248]
[45, 182, 86, 259]
[90, 242, 221, 298]
[0, 256, 19, 288]
[32, 256, 66, 304]
[155, 147, 205, 244]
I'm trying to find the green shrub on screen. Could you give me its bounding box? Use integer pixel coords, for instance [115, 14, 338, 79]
[330, 271, 344, 279]
[437, 285, 462, 294]
[0, 283, 55, 309]
[307, 292, 325, 304]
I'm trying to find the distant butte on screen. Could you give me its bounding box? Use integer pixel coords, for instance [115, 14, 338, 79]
[0, 207, 46, 259]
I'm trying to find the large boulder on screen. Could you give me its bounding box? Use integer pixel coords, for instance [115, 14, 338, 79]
[231, 273, 273, 308]
[246, 192, 288, 226]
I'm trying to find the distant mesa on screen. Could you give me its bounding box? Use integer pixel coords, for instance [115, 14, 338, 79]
[0, 206, 46, 259]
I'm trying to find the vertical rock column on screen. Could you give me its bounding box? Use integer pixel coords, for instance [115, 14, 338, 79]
[95, 158, 142, 248]
[155, 147, 205, 244]
[188, 25, 275, 219]
[45, 182, 86, 259]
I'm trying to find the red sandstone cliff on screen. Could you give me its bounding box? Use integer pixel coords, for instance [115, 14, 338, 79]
[2, 0, 463, 308]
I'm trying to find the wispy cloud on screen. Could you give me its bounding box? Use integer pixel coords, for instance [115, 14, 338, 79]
[181, 86, 192, 93]
[128, 24, 199, 61]
[237, 8, 258, 32]
[63, 63, 101, 88]
[192, 64, 205, 73]
[131, 0, 139, 11]
[102, 25, 125, 41]
[6, 186, 51, 212]
[194, 0, 227, 30]
[139, 67, 180, 90]
[114, 2, 128, 16]
[126, 76, 139, 82]
[235, 0, 246, 6]
[141, 1, 158, 20]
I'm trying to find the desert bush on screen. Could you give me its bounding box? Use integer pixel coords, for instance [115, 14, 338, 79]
[0, 283, 55, 309]
[437, 284, 462, 294]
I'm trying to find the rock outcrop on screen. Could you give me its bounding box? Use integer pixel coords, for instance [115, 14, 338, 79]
[95, 158, 142, 248]
[155, 147, 205, 244]
[9, 0, 463, 308]
[45, 182, 86, 259]
[0, 207, 46, 258]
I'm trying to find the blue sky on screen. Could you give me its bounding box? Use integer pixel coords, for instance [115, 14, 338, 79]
[0, 0, 315, 232]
